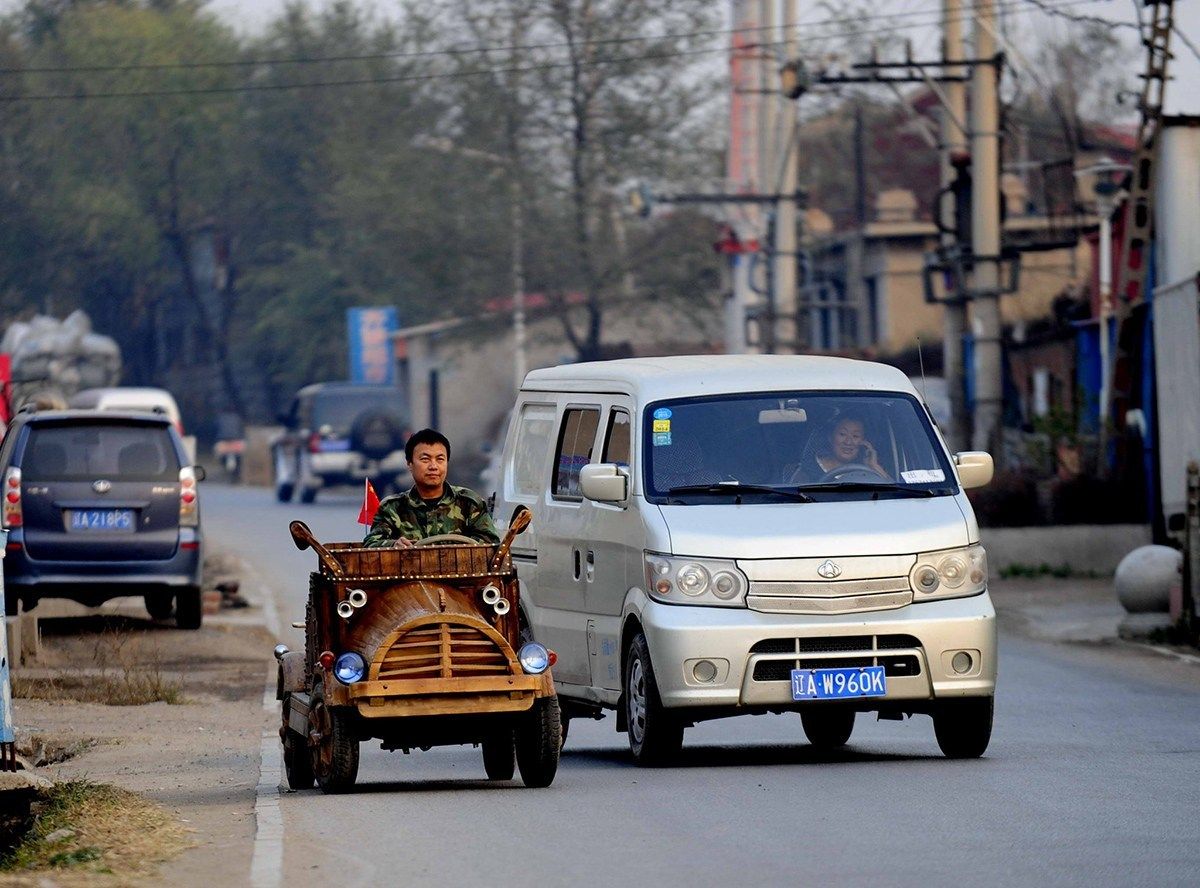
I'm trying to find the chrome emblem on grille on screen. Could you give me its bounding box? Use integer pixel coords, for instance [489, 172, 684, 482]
[92, 479, 112, 494]
[817, 560, 842, 579]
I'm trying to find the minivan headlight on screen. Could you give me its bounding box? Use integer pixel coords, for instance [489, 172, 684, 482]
[909, 544, 987, 601]
[644, 552, 748, 607]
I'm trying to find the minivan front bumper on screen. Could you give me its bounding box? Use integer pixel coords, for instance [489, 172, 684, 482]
[638, 591, 996, 709]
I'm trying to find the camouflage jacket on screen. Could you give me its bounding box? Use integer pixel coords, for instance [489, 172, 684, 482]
[362, 484, 500, 547]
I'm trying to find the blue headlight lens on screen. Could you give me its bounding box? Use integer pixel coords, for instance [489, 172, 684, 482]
[518, 642, 550, 675]
[333, 651, 366, 684]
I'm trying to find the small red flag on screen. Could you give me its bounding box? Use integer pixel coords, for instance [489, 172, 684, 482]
[357, 479, 381, 526]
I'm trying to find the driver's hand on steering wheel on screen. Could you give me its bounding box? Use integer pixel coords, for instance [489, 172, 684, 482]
[392, 537, 415, 549]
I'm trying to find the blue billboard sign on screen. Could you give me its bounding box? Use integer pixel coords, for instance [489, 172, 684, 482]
[347, 307, 399, 385]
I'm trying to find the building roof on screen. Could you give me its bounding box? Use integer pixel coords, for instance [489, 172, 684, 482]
[522, 354, 916, 401]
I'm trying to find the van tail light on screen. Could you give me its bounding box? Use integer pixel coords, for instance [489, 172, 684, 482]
[179, 466, 199, 527]
[3, 467, 22, 528]
[308, 432, 322, 453]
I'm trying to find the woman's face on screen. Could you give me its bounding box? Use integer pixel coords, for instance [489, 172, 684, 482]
[830, 419, 866, 463]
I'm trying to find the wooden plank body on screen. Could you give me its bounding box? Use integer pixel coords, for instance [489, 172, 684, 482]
[295, 539, 551, 735]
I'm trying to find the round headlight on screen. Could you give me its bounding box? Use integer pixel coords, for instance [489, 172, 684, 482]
[914, 564, 940, 593]
[333, 651, 365, 685]
[710, 570, 741, 600]
[518, 642, 551, 675]
[676, 563, 710, 596]
[939, 555, 968, 588]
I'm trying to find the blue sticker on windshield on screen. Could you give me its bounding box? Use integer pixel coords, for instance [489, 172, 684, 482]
[653, 408, 672, 420]
[653, 432, 672, 446]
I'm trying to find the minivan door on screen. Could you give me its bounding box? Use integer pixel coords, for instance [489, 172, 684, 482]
[533, 401, 604, 687]
[19, 421, 182, 562]
[585, 400, 638, 693]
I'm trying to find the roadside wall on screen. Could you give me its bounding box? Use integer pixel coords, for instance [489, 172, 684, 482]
[981, 524, 1152, 575]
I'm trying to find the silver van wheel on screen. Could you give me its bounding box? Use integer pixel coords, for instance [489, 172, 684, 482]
[624, 633, 683, 766]
[628, 659, 648, 745]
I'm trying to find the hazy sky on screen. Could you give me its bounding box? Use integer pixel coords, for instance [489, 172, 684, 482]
[201, 0, 1198, 113]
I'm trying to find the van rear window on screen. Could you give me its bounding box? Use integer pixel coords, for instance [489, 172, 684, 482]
[24, 425, 179, 482]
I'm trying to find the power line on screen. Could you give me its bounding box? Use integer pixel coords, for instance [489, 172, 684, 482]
[1, 0, 1100, 77]
[1174, 25, 1200, 65]
[1021, 0, 1138, 30]
[0, 0, 1104, 102]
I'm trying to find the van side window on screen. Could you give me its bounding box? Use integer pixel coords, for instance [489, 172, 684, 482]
[511, 404, 556, 498]
[602, 409, 631, 466]
[553, 407, 600, 499]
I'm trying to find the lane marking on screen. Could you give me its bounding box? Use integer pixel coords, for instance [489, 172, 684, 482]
[249, 723, 284, 888]
[1123, 640, 1200, 667]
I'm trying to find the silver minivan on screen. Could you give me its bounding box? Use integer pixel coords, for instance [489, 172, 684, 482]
[493, 355, 996, 765]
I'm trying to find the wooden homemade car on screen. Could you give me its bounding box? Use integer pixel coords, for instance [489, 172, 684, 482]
[274, 506, 560, 792]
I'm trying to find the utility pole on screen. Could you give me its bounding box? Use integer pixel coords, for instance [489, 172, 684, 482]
[941, 0, 969, 451]
[969, 0, 1003, 456]
[758, 0, 778, 352]
[846, 100, 867, 349]
[773, 0, 799, 353]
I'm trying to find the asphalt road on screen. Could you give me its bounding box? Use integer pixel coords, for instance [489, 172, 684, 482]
[203, 484, 1200, 888]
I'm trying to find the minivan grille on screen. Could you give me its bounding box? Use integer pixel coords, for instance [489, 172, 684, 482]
[376, 622, 511, 681]
[749, 634, 924, 682]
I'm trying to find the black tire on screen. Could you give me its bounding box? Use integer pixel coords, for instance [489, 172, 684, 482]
[559, 713, 570, 751]
[933, 697, 994, 759]
[800, 707, 856, 749]
[144, 593, 174, 621]
[175, 586, 202, 630]
[298, 486, 317, 504]
[482, 729, 516, 781]
[276, 481, 294, 503]
[310, 685, 359, 793]
[281, 697, 314, 790]
[350, 410, 406, 461]
[516, 696, 561, 788]
[624, 632, 684, 766]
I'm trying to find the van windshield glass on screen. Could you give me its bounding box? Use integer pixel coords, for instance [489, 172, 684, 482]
[25, 424, 179, 482]
[644, 392, 955, 503]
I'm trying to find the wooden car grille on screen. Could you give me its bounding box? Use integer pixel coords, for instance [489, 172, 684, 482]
[377, 623, 512, 681]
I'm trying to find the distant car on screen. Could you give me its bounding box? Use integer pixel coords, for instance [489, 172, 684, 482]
[68, 387, 184, 434]
[69, 386, 195, 462]
[272, 382, 410, 504]
[0, 409, 205, 627]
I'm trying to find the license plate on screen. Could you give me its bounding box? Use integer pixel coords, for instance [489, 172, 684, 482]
[68, 509, 135, 531]
[791, 666, 887, 700]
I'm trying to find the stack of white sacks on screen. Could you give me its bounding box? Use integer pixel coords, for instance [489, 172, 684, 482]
[1, 310, 121, 410]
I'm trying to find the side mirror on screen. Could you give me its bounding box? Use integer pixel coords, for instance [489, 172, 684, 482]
[580, 463, 628, 504]
[954, 451, 993, 489]
[193, 465, 207, 482]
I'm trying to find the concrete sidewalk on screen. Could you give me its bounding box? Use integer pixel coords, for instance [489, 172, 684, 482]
[990, 576, 1127, 644]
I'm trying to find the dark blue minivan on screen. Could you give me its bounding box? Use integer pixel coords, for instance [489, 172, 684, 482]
[1, 410, 204, 628]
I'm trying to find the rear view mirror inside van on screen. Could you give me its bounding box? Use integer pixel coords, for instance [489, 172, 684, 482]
[758, 407, 807, 424]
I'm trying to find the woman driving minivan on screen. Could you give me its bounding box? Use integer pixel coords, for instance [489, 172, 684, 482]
[798, 415, 890, 481]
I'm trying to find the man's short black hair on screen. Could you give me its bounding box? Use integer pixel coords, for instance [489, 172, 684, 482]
[405, 428, 451, 462]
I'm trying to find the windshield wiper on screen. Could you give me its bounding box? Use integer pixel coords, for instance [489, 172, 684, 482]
[796, 481, 942, 497]
[665, 482, 814, 503]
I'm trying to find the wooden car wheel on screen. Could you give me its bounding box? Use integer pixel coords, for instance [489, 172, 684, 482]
[281, 697, 314, 790]
[309, 685, 359, 794]
[515, 695, 561, 788]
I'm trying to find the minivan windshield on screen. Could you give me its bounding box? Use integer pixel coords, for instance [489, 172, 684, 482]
[643, 391, 955, 504]
[24, 423, 180, 482]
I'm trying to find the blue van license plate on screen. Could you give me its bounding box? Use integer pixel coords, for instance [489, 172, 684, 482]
[792, 666, 886, 700]
[68, 509, 135, 531]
